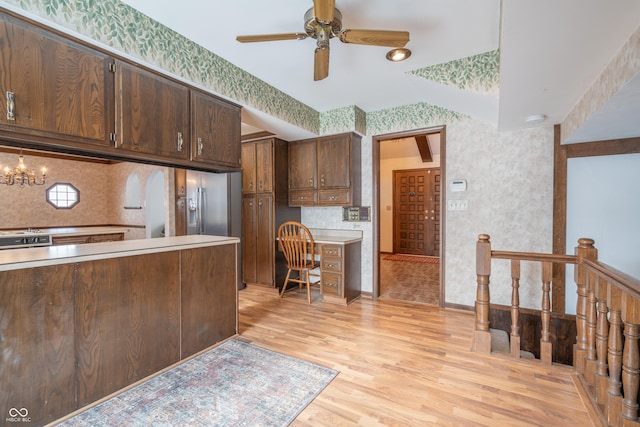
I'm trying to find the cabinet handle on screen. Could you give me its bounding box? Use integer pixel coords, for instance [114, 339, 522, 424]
[321, 174, 325, 187]
[197, 137, 203, 155]
[329, 195, 336, 201]
[177, 132, 183, 152]
[249, 181, 254, 190]
[258, 201, 263, 207]
[308, 177, 314, 186]
[6, 91, 15, 121]
[259, 180, 262, 190]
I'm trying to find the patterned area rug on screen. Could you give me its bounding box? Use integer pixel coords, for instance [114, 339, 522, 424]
[60, 339, 337, 426]
[383, 254, 439, 264]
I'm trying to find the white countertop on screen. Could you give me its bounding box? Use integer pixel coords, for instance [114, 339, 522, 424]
[308, 228, 363, 245]
[0, 235, 238, 271]
[45, 226, 132, 237]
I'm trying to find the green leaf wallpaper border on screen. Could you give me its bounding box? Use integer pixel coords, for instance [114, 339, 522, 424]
[3, 0, 469, 136]
[409, 49, 500, 98]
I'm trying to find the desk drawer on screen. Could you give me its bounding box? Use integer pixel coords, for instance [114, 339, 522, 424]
[321, 272, 342, 297]
[321, 257, 342, 273]
[320, 244, 342, 258]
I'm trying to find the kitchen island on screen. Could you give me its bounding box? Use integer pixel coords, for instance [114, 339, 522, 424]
[0, 235, 239, 426]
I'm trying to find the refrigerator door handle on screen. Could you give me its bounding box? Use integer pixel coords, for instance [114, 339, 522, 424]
[198, 187, 206, 235]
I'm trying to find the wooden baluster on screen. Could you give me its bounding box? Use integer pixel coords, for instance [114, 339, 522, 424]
[540, 261, 552, 364]
[574, 238, 597, 373]
[607, 286, 623, 427]
[621, 294, 640, 422]
[584, 270, 598, 387]
[594, 277, 609, 404]
[472, 234, 492, 354]
[510, 259, 521, 358]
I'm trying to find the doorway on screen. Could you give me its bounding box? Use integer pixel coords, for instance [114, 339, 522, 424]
[373, 126, 445, 306]
[146, 170, 165, 238]
[393, 168, 440, 256]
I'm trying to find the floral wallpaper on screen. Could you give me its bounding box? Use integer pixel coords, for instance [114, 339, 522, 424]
[3, 0, 495, 136]
[409, 50, 500, 98]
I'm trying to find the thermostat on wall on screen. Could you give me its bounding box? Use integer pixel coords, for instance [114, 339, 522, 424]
[450, 179, 467, 192]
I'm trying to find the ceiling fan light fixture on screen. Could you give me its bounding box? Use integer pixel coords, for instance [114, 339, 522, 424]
[386, 48, 411, 62]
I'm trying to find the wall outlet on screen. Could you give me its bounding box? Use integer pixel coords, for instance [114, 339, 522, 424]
[447, 200, 468, 211]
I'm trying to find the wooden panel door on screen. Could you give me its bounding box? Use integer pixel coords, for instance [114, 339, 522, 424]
[393, 168, 439, 256]
[256, 194, 274, 286]
[288, 139, 317, 191]
[0, 12, 113, 146]
[255, 139, 274, 193]
[75, 252, 181, 406]
[317, 134, 351, 189]
[181, 244, 237, 358]
[115, 61, 189, 160]
[0, 264, 76, 426]
[241, 195, 258, 284]
[191, 90, 241, 168]
[241, 142, 257, 194]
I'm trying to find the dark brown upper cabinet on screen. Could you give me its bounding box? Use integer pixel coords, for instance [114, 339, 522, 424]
[191, 90, 241, 169]
[0, 11, 113, 148]
[114, 60, 190, 161]
[288, 132, 361, 206]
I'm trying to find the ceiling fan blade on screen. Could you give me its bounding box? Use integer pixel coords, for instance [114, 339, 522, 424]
[236, 33, 308, 43]
[314, 46, 330, 81]
[338, 29, 410, 47]
[313, 0, 335, 23]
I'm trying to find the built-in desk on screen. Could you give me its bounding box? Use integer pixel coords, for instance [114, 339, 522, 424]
[309, 229, 362, 305]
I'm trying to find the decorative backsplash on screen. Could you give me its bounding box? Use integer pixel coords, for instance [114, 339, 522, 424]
[3, 0, 494, 136]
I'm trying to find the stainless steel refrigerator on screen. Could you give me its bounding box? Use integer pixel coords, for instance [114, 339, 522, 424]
[185, 170, 244, 289]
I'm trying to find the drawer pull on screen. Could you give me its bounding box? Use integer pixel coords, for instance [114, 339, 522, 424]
[325, 282, 337, 287]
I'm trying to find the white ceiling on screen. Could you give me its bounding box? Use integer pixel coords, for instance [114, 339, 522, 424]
[120, 0, 640, 142]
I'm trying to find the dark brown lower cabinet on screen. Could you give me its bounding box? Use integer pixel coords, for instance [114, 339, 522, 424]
[181, 245, 237, 357]
[0, 264, 76, 426]
[75, 252, 181, 406]
[0, 242, 237, 426]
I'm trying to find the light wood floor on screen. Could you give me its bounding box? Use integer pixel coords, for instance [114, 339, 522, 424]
[238, 285, 593, 426]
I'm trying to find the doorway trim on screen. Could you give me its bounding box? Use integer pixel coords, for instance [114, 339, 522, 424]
[372, 125, 446, 306]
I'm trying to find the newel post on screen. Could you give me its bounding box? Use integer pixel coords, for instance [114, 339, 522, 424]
[574, 238, 597, 373]
[472, 234, 492, 354]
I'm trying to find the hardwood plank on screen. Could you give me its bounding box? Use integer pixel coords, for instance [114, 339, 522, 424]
[239, 285, 593, 426]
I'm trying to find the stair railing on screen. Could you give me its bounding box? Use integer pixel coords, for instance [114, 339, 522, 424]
[472, 233, 640, 426]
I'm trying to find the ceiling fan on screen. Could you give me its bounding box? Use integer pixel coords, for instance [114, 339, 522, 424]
[236, 0, 410, 81]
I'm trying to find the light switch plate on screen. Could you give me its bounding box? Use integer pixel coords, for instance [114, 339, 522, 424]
[447, 200, 468, 211]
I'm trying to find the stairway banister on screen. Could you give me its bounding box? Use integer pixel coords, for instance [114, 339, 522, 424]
[583, 259, 640, 300]
[491, 250, 578, 264]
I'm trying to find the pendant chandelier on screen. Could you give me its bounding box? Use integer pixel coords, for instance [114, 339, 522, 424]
[0, 152, 47, 187]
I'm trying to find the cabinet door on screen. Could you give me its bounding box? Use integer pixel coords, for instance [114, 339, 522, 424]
[241, 142, 256, 194]
[191, 90, 241, 167]
[115, 61, 189, 160]
[75, 252, 181, 406]
[317, 134, 351, 189]
[288, 139, 317, 191]
[255, 139, 274, 193]
[241, 195, 258, 284]
[0, 264, 76, 426]
[181, 245, 237, 357]
[256, 194, 274, 286]
[0, 13, 112, 146]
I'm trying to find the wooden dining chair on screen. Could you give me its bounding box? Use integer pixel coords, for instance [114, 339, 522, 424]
[277, 221, 320, 304]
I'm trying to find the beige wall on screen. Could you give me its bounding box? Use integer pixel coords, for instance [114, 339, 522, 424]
[0, 151, 172, 240]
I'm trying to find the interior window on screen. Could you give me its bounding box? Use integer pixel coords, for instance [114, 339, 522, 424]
[46, 182, 80, 209]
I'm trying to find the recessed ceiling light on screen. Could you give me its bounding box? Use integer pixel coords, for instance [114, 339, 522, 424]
[386, 48, 411, 62]
[525, 114, 547, 124]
